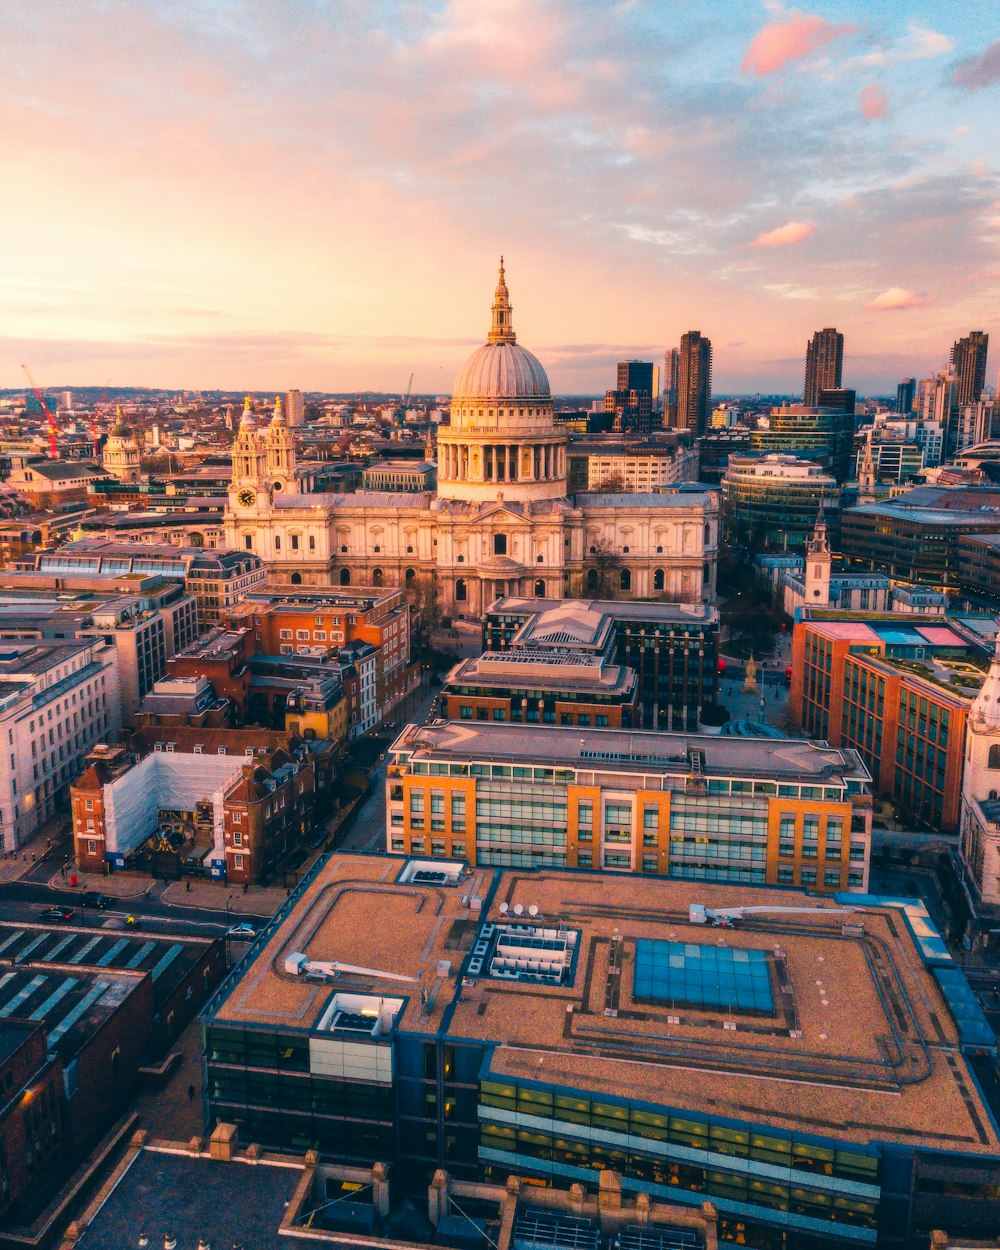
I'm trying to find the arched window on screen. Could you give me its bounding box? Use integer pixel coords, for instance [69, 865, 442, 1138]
[653, 569, 665, 591]
[586, 568, 599, 591]
[619, 568, 631, 592]
[990, 790, 999, 801]
[533, 579, 545, 597]
[456, 578, 467, 602]
[989, 745, 1000, 769]
[372, 567, 384, 586]
[703, 562, 710, 583]
[705, 523, 711, 544]
[405, 568, 416, 586]
[274, 535, 281, 551]
[339, 567, 351, 586]
[290, 572, 302, 585]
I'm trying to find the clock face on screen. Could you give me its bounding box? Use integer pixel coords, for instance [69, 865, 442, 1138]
[238, 489, 256, 507]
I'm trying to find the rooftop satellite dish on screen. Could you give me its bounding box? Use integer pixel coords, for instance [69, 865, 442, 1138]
[499, 901, 509, 914]
[513, 903, 524, 916]
[528, 905, 539, 918]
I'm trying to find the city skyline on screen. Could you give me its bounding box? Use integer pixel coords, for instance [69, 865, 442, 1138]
[2, 1, 998, 394]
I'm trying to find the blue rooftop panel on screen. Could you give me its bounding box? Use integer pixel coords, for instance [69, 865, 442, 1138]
[634, 940, 774, 1014]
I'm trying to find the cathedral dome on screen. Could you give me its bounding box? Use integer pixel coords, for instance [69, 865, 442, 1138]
[452, 341, 550, 402]
[451, 258, 551, 402]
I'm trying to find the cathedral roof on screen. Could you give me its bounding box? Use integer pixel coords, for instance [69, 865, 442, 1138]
[451, 259, 551, 402]
[452, 341, 551, 402]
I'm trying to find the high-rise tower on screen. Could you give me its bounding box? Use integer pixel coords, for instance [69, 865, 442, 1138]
[663, 348, 679, 427]
[803, 328, 844, 407]
[676, 332, 712, 436]
[895, 377, 916, 415]
[951, 331, 989, 407]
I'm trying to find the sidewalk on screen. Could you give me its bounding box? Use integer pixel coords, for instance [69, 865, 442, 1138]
[51, 865, 289, 915]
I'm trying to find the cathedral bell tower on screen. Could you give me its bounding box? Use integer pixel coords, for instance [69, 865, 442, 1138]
[229, 396, 271, 519]
[263, 395, 297, 489]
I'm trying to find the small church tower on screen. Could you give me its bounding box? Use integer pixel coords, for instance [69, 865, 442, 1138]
[804, 507, 832, 607]
[102, 408, 142, 483]
[857, 435, 876, 504]
[262, 395, 297, 488]
[231, 397, 268, 488]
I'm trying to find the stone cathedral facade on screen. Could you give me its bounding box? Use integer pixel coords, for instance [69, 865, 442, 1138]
[224, 262, 718, 617]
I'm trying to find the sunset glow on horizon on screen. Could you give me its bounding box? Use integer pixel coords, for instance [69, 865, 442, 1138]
[2, 1, 998, 395]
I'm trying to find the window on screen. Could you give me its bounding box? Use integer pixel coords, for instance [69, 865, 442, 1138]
[653, 569, 665, 591]
[493, 533, 507, 555]
[619, 568, 631, 592]
[274, 535, 281, 551]
[456, 578, 467, 602]
[339, 568, 351, 586]
[234, 854, 244, 869]
[244, 535, 253, 549]
[86, 838, 97, 855]
[291, 533, 299, 550]
[232, 812, 242, 824]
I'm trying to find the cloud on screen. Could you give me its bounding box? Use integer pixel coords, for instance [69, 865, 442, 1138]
[867, 287, 933, 311]
[749, 221, 815, 249]
[741, 12, 857, 77]
[952, 38, 1000, 91]
[860, 83, 888, 120]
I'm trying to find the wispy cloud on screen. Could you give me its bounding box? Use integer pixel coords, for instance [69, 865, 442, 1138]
[951, 38, 1000, 91]
[867, 287, 933, 311]
[741, 11, 857, 77]
[749, 221, 815, 249]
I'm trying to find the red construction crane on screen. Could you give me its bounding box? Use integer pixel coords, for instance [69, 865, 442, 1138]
[20, 363, 58, 458]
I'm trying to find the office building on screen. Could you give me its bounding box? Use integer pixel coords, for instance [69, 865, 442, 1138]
[0, 639, 120, 852]
[603, 360, 656, 435]
[201, 854, 1000, 1247]
[860, 438, 924, 484]
[361, 460, 436, 492]
[749, 398, 855, 482]
[565, 435, 696, 494]
[895, 377, 916, 414]
[439, 649, 639, 729]
[483, 596, 719, 731]
[840, 486, 1000, 589]
[385, 719, 871, 885]
[663, 346, 679, 426]
[674, 332, 712, 436]
[951, 331, 989, 407]
[803, 327, 844, 407]
[721, 455, 839, 553]
[790, 612, 989, 833]
[286, 388, 305, 427]
[15, 539, 268, 627]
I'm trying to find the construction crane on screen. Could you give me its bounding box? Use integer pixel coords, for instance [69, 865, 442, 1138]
[689, 903, 858, 928]
[20, 363, 58, 458]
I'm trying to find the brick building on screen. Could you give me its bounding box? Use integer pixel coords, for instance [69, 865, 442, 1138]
[72, 729, 336, 884]
[0, 1020, 63, 1225]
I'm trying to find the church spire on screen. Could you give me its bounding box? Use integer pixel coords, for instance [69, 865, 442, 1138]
[488, 255, 516, 344]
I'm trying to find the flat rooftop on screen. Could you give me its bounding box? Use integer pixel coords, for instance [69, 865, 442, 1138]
[75, 1148, 317, 1250]
[206, 854, 999, 1155]
[389, 721, 870, 785]
[490, 596, 719, 627]
[443, 651, 635, 696]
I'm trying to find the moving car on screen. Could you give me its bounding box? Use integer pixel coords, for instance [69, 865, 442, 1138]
[80, 892, 111, 910]
[39, 906, 76, 923]
[227, 923, 258, 940]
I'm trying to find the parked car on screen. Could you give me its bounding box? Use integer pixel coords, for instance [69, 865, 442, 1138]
[286, 849, 307, 870]
[39, 906, 76, 923]
[80, 892, 111, 910]
[227, 923, 258, 940]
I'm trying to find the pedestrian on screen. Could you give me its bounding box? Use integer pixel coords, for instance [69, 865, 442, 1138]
[187, 1083, 195, 1102]
[242, 882, 248, 895]
[185, 880, 191, 893]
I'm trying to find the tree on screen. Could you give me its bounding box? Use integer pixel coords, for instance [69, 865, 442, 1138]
[585, 539, 623, 598]
[594, 474, 625, 493]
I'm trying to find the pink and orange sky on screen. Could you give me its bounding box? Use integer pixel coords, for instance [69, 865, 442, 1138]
[1, 1, 998, 395]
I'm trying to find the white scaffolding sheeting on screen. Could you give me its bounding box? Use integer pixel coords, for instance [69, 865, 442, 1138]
[104, 753, 243, 858]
